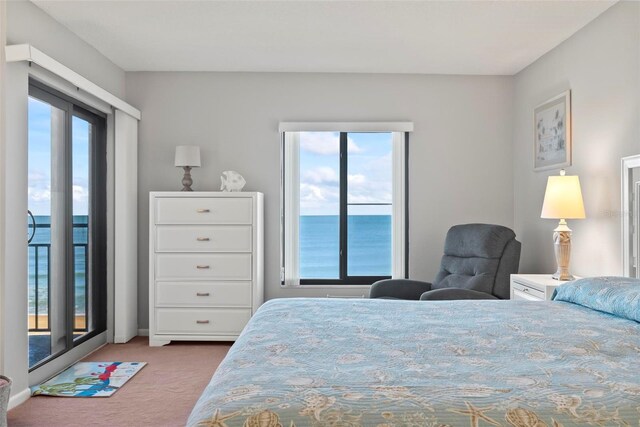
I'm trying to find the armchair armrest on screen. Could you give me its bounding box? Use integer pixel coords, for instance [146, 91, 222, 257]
[369, 279, 432, 300]
[419, 288, 499, 301]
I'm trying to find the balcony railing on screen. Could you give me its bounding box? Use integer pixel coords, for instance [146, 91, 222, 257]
[28, 223, 89, 333]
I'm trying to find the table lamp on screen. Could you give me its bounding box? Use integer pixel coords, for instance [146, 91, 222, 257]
[174, 145, 201, 191]
[540, 169, 585, 280]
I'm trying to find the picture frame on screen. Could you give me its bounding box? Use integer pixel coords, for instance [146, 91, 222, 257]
[533, 90, 571, 171]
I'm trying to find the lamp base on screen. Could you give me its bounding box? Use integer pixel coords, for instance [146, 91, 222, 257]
[181, 166, 194, 191]
[552, 270, 574, 281]
[551, 219, 574, 281]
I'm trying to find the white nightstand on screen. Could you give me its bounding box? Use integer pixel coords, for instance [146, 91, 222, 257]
[510, 274, 581, 301]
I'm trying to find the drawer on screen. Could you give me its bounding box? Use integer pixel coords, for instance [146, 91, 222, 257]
[156, 282, 252, 307]
[156, 225, 252, 252]
[155, 197, 252, 224]
[512, 282, 545, 301]
[156, 308, 251, 335]
[155, 253, 251, 280]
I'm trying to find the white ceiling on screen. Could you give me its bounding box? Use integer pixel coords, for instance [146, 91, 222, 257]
[31, 0, 616, 75]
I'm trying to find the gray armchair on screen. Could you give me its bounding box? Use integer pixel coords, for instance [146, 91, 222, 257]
[370, 223, 521, 300]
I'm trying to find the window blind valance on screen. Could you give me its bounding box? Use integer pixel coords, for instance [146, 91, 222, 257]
[5, 44, 140, 119]
[279, 122, 413, 133]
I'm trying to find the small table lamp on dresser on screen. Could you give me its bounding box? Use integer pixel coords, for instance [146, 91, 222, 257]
[175, 145, 201, 191]
[541, 169, 586, 280]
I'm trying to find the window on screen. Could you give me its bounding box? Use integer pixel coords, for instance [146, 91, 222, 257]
[28, 80, 107, 370]
[281, 123, 410, 286]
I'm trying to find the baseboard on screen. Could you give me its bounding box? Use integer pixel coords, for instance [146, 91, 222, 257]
[8, 387, 30, 410]
[137, 328, 149, 337]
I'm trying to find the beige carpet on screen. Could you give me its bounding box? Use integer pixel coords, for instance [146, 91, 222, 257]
[8, 337, 231, 427]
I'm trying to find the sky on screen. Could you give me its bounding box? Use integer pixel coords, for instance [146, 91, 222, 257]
[29, 102, 391, 219]
[28, 97, 90, 216]
[299, 132, 393, 216]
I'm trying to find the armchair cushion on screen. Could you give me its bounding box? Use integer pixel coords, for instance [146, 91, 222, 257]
[433, 257, 498, 295]
[369, 279, 432, 300]
[443, 224, 516, 258]
[419, 288, 499, 301]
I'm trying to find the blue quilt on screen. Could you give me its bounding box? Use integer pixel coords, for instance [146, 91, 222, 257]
[188, 298, 640, 426]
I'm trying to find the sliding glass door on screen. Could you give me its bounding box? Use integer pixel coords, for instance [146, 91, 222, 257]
[27, 80, 107, 370]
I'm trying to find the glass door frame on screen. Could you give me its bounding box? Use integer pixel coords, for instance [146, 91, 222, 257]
[28, 79, 107, 372]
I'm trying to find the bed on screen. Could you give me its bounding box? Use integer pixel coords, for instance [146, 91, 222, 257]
[187, 278, 640, 426]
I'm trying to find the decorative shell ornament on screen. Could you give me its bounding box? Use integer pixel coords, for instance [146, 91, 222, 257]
[220, 170, 246, 192]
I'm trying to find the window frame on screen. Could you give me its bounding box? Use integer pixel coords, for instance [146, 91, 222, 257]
[280, 124, 410, 288]
[28, 79, 107, 371]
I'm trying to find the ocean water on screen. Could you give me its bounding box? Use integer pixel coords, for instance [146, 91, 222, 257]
[28, 215, 87, 316]
[300, 215, 391, 279]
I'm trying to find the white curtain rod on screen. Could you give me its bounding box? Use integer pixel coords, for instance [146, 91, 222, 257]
[5, 44, 140, 120]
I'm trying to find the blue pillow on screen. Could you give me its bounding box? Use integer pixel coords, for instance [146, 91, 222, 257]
[552, 276, 640, 322]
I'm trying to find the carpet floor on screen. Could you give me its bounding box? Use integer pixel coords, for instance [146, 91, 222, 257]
[8, 337, 231, 427]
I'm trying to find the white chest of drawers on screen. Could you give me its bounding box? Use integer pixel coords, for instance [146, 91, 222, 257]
[149, 192, 264, 346]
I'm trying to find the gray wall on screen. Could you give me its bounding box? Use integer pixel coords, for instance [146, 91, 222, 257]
[7, 0, 125, 98]
[126, 72, 515, 329]
[512, 1, 640, 276]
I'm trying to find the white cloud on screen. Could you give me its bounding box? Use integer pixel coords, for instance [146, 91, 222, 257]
[303, 167, 339, 184]
[300, 132, 362, 155]
[347, 140, 363, 154]
[296, 135, 395, 214]
[27, 182, 89, 215]
[347, 173, 392, 204]
[347, 174, 366, 185]
[300, 182, 340, 214]
[28, 186, 51, 202]
[300, 167, 340, 214]
[300, 183, 337, 202]
[73, 185, 88, 202]
[299, 169, 392, 213]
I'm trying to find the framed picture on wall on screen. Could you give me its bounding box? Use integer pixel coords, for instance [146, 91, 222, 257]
[533, 90, 571, 171]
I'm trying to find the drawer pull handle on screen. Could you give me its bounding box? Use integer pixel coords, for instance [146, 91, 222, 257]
[523, 288, 529, 293]
[196, 237, 210, 241]
[196, 292, 210, 297]
[196, 320, 210, 324]
[196, 209, 211, 213]
[196, 265, 210, 269]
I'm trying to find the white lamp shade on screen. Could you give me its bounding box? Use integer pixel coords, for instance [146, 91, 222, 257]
[541, 175, 586, 219]
[174, 145, 201, 167]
